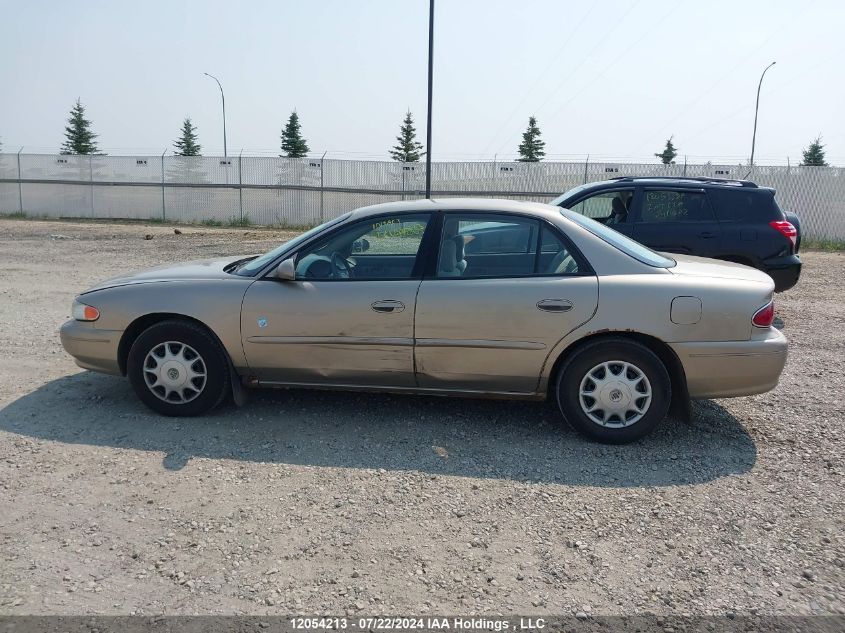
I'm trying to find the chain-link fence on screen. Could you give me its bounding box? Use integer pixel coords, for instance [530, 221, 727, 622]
[1, 153, 843, 239]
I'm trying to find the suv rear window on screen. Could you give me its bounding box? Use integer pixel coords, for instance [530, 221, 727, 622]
[707, 188, 782, 223]
[640, 190, 716, 223]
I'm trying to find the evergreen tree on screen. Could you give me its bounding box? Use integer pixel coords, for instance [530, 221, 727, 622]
[800, 136, 828, 166]
[516, 116, 545, 162]
[389, 111, 425, 162]
[655, 136, 678, 165]
[60, 99, 99, 155]
[280, 111, 310, 158]
[173, 117, 202, 156]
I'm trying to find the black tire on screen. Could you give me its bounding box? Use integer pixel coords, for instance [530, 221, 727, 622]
[127, 320, 230, 416]
[556, 338, 671, 444]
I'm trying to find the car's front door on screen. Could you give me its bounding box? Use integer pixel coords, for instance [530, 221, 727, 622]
[632, 188, 722, 256]
[414, 212, 599, 394]
[240, 213, 432, 387]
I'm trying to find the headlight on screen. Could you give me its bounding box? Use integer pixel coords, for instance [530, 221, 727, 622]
[72, 300, 100, 321]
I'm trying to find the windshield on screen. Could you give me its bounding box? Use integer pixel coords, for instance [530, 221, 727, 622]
[235, 212, 352, 276]
[560, 208, 675, 268]
[549, 182, 595, 206]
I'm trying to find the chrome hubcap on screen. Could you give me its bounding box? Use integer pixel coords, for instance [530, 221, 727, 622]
[579, 360, 652, 428]
[143, 341, 207, 404]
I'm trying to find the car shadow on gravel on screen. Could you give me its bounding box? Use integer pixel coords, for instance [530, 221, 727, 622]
[0, 372, 757, 487]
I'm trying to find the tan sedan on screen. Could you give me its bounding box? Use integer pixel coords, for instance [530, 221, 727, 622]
[60, 199, 787, 443]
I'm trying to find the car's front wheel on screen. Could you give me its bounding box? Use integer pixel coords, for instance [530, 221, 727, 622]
[127, 320, 230, 416]
[556, 338, 671, 444]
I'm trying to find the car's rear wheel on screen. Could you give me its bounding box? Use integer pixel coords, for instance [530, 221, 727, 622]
[556, 338, 671, 444]
[127, 320, 230, 416]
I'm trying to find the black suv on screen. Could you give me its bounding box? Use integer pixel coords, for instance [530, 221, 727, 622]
[550, 177, 802, 292]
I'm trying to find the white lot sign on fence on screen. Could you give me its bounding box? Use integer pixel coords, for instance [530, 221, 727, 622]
[1, 153, 843, 240]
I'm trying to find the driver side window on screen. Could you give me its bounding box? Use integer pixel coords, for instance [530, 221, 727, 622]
[295, 214, 430, 280]
[568, 190, 634, 224]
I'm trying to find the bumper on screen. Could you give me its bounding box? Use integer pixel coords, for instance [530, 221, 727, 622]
[762, 255, 801, 292]
[670, 327, 788, 399]
[59, 320, 123, 376]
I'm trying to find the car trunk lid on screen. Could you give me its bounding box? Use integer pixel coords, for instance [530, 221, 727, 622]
[667, 254, 774, 286]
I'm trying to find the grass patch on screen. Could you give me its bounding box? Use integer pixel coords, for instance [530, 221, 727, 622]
[267, 220, 319, 232]
[802, 238, 845, 252]
[0, 212, 312, 234]
[227, 215, 252, 228]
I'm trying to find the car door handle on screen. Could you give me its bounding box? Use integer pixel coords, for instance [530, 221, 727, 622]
[698, 231, 717, 238]
[371, 300, 405, 313]
[537, 299, 573, 313]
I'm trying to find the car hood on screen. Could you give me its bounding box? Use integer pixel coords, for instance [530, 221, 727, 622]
[81, 256, 248, 293]
[668, 254, 773, 286]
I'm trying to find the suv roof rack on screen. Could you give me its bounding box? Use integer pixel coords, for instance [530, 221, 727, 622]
[608, 176, 758, 188]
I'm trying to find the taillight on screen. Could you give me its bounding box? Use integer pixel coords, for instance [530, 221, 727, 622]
[769, 220, 797, 249]
[752, 301, 775, 328]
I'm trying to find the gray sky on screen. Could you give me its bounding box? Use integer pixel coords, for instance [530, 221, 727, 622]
[1, 0, 843, 164]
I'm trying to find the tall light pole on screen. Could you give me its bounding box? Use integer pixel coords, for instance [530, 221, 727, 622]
[749, 61, 776, 169]
[204, 72, 227, 157]
[424, 0, 434, 199]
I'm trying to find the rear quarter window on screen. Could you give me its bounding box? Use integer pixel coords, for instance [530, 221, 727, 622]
[708, 189, 783, 223]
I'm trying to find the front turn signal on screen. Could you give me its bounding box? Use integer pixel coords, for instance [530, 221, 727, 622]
[72, 301, 100, 322]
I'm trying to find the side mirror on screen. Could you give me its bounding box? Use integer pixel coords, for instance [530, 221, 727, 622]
[274, 258, 296, 281]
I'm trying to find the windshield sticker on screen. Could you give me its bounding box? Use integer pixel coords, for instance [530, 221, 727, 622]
[372, 218, 399, 231]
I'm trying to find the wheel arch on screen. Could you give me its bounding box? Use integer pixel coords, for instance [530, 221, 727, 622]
[118, 312, 230, 376]
[546, 331, 689, 417]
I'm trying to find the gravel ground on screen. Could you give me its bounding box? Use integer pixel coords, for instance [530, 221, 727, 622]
[0, 218, 843, 616]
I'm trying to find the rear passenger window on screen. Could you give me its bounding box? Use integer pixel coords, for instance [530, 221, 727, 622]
[461, 219, 534, 254]
[437, 214, 581, 278]
[540, 225, 581, 275]
[707, 189, 779, 223]
[639, 190, 716, 223]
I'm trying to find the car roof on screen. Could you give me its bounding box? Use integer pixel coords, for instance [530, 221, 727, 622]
[615, 176, 759, 187]
[569, 177, 768, 192]
[349, 198, 564, 222]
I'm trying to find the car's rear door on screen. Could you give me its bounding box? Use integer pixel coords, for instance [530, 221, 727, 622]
[632, 187, 722, 256]
[240, 212, 433, 387]
[414, 212, 598, 394]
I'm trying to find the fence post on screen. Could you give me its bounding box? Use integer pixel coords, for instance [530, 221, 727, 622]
[160, 149, 167, 221]
[238, 149, 244, 222]
[89, 154, 95, 217]
[492, 154, 497, 190]
[683, 155, 688, 177]
[16, 147, 23, 214]
[583, 154, 589, 184]
[401, 163, 406, 201]
[320, 151, 327, 222]
[786, 157, 794, 228]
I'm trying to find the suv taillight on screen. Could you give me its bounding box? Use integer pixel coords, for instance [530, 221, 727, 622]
[770, 220, 797, 249]
[752, 301, 775, 328]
